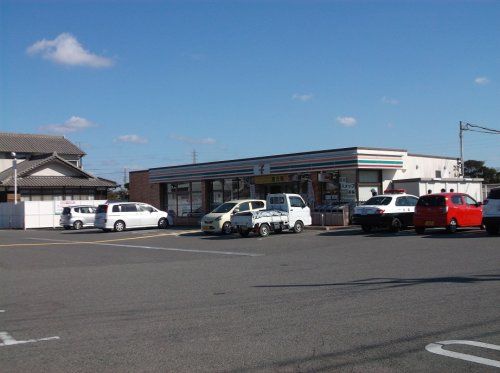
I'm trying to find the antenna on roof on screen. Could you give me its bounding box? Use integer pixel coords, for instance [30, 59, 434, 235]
[192, 149, 198, 164]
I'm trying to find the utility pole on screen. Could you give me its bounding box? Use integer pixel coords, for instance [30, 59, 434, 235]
[459, 121, 500, 177]
[192, 149, 198, 164]
[12, 152, 17, 204]
[459, 121, 464, 176]
[123, 167, 128, 188]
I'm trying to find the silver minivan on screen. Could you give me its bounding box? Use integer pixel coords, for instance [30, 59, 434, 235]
[60, 205, 97, 230]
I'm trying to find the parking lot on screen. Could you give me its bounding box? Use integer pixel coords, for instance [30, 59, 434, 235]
[0, 227, 499, 372]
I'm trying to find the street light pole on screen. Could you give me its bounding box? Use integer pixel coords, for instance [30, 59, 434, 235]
[11, 152, 18, 204]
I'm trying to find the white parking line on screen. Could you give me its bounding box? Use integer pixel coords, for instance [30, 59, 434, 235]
[0, 332, 60, 347]
[26, 237, 263, 257]
[426, 340, 500, 368]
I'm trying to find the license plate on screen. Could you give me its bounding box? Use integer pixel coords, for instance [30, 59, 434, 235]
[202, 226, 211, 231]
[425, 221, 434, 226]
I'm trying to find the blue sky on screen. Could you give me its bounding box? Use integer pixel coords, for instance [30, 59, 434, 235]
[1, 1, 499, 183]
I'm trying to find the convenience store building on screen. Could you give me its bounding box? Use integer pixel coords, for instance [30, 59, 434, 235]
[129, 146, 474, 225]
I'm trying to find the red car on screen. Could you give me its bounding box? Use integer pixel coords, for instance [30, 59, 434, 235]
[413, 193, 483, 234]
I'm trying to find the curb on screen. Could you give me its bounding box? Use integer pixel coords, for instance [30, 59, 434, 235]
[304, 225, 357, 231]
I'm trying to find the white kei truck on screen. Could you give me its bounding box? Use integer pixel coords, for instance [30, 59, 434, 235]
[230, 193, 312, 237]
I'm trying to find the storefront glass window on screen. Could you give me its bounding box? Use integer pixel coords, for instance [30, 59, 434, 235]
[211, 180, 223, 210]
[176, 183, 190, 217]
[339, 170, 357, 203]
[191, 182, 202, 216]
[224, 179, 233, 201]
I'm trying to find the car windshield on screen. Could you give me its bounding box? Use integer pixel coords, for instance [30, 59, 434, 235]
[212, 202, 237, 213]
[365, 196, 392, 206]
[417, 196, 446, 207]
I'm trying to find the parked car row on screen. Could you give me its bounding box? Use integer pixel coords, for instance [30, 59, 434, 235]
[61, 188, 499, 236]
[352, 187, 500, 235]
[60, 202, 173, 232]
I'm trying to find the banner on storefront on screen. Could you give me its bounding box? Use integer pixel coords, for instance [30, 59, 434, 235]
[254, 174, 290, 184]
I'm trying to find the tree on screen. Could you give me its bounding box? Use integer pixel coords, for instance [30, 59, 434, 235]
[464, 160, 500, 183]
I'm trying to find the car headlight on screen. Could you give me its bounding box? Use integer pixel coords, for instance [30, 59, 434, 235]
[214, 216, 222, 222]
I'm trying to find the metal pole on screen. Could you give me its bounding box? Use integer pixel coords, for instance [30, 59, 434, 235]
[459, 121, 464, 177]
[13, 154, 18, 204]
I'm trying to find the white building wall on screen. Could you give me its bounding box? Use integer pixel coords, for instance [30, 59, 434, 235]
[0, 157, 26, 173]
[31, 163, 80, 177]
[382, 155, 459, 192]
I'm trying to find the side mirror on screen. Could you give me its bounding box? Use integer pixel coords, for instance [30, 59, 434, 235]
[233, 208, 240, 214]
[476, 202, 482, 207]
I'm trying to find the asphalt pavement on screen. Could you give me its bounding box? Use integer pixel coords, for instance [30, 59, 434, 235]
[0, 226, 499, 372]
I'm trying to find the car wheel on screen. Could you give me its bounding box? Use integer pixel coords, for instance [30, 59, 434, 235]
[114, 220, 126, 232]
[73, 220, 83, 230]
[259, 224, 270, 237]
[486, 224, 499, 235]
[390, 218, 402, 233]
[222, 222, 232, 235]
[446, 218, 458, 233]
[158, 217, 168, 229]
[415, 226, 425, 234]
[361, 225, 372, 233]
[293, 221, 304, 233]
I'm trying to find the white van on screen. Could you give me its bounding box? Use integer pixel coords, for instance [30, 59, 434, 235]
[200, 199, 266, 234]
[94, 202, 173, 232]
[60, 205, 97, 230]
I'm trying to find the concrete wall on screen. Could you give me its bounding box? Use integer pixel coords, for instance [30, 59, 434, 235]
[0, 200, 106, 229]
[129, 170, 161, 209]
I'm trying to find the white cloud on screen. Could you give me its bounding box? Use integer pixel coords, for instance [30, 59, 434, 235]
[27, 33, 113, 68]
[39, 116, 96, 134]
[336, 116, 357, 127]
[116, 135, 148, 144]
[292, 93, 314, 102]
[169, 134, 216, 145]
[474, 77, 490, 85]
[381, 96, 399, 105]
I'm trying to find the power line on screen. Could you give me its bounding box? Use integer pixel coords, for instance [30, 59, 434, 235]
[459, 121, 500, 175]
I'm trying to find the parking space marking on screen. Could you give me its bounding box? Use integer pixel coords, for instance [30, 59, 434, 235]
[425, 340, 500, 368]
[0, 332, 60, 347]
[22, 237, 262, 257]
[0, 232, 177, 247]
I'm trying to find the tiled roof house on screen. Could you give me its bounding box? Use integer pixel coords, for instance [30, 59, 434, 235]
[0, 133, 116, 202]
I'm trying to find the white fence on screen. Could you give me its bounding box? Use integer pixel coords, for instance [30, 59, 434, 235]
[0, 200, 106, 229]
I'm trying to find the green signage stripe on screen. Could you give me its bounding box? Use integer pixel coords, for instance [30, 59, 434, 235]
[272, 160, 358, 171]
[358, 160, 403, 165]
[150, 168, 254, 182]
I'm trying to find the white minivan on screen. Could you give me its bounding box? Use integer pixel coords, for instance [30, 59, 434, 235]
[94, 202, 173, 232]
